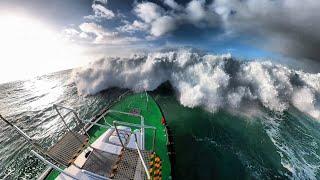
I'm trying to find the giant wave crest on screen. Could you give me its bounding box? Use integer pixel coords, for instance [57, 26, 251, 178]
[73, 49, 320, 120]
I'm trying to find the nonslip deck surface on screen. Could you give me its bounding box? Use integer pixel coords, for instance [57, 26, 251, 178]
[82, 148, 118, 177]
[47, 131, 88, 166]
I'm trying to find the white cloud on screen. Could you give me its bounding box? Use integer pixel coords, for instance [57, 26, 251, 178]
[79, 22, 114, 44]
[93, 4, 115, 19]
[185, 0, 219, 27]
[134, 2, 164, 23]
[186, 0, 206, 22]
[63, 28, 79, 36]
[64, 0, 320, 62]
[163, 0, 182, 10]
[79, 22, 113, 36]
[62, 28, 79, 40]
[79, 32, 89, 39]
[78, 22, 140, 45]
[212, 0, 320, 60]
[93, 0, 108, 4]
[85, 3, 115, 20]
[124, 0, 320, 61]
[151, 16, 176, 37]
[131, 0, 220, 37]
[117, 20, 149, 33]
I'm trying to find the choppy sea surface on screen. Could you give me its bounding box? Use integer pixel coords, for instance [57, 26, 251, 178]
[1, 49, 320, 179]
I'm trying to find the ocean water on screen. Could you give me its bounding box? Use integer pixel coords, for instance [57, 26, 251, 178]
[1, 49, 320, 179]
[153, 82, 320, 179]
[0, 71, 127, 179]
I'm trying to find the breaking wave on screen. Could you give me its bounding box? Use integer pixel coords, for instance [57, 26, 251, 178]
[73, 48, 320, 120]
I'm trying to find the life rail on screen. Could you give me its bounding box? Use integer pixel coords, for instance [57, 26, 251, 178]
[0, 90, 159, 180]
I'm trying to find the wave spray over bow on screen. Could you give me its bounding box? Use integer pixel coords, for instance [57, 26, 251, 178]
[73, 49, 320, 179]
[73, 49, 320, 120]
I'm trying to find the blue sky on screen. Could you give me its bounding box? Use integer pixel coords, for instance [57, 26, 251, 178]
[0, 0, 274, 57]
[0, 0, 319, 82]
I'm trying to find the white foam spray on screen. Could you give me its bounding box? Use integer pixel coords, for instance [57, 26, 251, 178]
[72, 48, 320, 179]
[73, 48, 320, 120]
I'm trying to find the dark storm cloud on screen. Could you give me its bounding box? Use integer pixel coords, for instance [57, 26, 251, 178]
[33, 0, 318, 62]
[212, 0, 320, 61]
[122, 0, 320, 61]
[128, 0, 221, 37]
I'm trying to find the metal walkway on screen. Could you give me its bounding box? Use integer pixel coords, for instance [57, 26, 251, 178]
[82, 148, 118, 177]
[112, 148, 151, 180]
[47, 131, 89, 166]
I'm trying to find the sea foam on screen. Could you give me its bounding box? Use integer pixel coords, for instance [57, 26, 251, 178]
[72, 48, 320, 120]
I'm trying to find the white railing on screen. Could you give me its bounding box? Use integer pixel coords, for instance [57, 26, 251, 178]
[1, 90, 157, 180]
[31, 150, 79, 180]
[135, 140, 151, 180]
[112, 122, 154, 180]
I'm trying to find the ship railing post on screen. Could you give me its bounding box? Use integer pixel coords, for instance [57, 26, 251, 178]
[107, 110, 146, 149]
[113, 122, 125, 148]
[145, 90, 149, 112]
[53, 105, 91, 148]
[141, 116, 145, 150]
[72, 111, 92, 141]
[134, 134, 151, 180]
[53, 104, 73, 132]
[0, 114, 32, 142]
[0, 114, 69, 169]
[153, 128, 156, 152]
[112, 120, 156, 151]
[0, 114, 47, 153]
[31, 150, 78, 180]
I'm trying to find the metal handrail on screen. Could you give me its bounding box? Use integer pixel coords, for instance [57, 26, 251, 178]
[53, 104, 109, 136]
[112, 122, 152, 180]
[112, 120, 156, 129]
[108, 109, 146, 149]
[134, 135, 151, 180]
[113, 121, 157, 151]
[1, 113, 113, 180]
[53, 105, 88, 142]
[0, 115, 69, 168]
[2, 90, 158, 179]
[52, 105, 159, 151]
[1, 90, 134, 179]
[31, 150, 78, 180]
[32, 150, 112, 180]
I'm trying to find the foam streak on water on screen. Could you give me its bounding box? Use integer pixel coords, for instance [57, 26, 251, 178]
[263, 111, 320, 179]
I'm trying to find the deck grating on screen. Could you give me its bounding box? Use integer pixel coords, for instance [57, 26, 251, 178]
[82, 148, 118, 177]
[112, 148, 151, 180]
[47, 131, 88, 166]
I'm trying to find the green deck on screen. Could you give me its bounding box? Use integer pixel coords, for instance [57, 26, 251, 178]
[45, 93, 171, 180]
